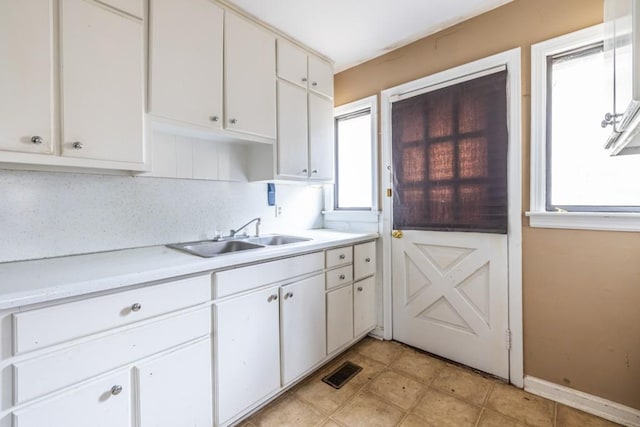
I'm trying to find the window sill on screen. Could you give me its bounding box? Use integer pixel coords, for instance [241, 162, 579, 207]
[526, 211, 640, 232]
[322, 210, 380, 223]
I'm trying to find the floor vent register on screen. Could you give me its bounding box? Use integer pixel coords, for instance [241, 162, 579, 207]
[321, 361, 363, 389]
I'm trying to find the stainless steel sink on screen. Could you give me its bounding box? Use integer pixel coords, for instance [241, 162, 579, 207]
[246, 234, 312, 246]
[167, 240, 265, 258]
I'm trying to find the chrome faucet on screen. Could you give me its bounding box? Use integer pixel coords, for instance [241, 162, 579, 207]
[230, 217, 261, 238]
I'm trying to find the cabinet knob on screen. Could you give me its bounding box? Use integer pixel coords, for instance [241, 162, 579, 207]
[301, 77, 308, 83]
[339, 274, 346, 280]
[210, 115, 219, 122]
[365, 257, 371, 263]
[312, 82, 318, 87]
[311, 169, 318, 175]
[357, 286, 363, 292]
[284, 291, 294, 299]
[339, 254, 346, 260]
[110, 385, 123, 396]
[72, 141, 84, 150]
[301, 169, 308, 174]
[229, 118, 238, 124]
[31, 136, 44, 145]
[131, 303, 142, 312]
[267, 294, 278, 302]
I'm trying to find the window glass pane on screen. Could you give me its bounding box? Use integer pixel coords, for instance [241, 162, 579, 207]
[549, 45, 640, 208]
[335, 111, 373, 209]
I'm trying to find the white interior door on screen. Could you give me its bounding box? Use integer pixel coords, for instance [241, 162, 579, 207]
[392, 230, 509, 378]
[389, 67, 512, 379]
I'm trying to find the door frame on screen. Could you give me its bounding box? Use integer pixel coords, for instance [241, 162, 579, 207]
[379, 48, 523, 387]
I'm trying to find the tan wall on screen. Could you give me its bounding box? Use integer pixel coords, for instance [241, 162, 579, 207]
[334, 0, 640, 410]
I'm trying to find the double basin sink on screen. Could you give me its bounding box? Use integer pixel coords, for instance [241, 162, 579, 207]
[167, 234, 311, 258]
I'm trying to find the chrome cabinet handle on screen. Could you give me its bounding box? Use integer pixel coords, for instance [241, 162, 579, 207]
[31, 136, 44, 145]
[267, 294, 278, 302]
[284, 291, 294, 299]
[302, 169, 308, 174]
[111, 385, 123, 396]
[339, 274, 346, 280]
[210, 115, 219, 122]
[301, 77, 308, 83]
[131, 303, 142, 312]
[339, 254, 346, 260]
[357, 286, 363, 292]
[311, 169, 318, 175]
[229, 118, 237, 124]
[365, 257, 371, 263]
[72, 141, 83, 150]
[312, 82, 318, 87]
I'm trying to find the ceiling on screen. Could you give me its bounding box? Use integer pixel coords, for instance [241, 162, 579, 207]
[225, 0, 513, 73]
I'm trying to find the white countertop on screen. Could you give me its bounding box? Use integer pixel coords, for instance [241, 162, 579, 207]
[0, 229, 378, 310]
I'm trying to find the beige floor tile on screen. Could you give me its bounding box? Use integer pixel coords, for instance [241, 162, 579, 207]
[485, 383, 555, 427]
[294, 372, 364, 415]
[398, 413, 431, 427]
[411, 389, 481, 427]
[477, 409, 525, 426]
[431, 365, 494, 405]
[556, 404, 622, 427]
[251, 394, 325, 427]
[332, 391, 406, 427]
[390, 349, 446, 383]
[321, 420, 343, 427]
[352, 338, 404, 365]
[365, 369, 425, 410]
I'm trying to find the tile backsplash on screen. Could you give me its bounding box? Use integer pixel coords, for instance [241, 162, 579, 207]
[0, 169, 323, 263]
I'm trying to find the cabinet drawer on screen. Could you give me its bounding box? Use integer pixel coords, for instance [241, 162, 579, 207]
[325, 246, 353, 268]
[214, 252, 323, 298]
[13, 274, 211, 355]
[354, 241, 376, 280]
[14, 307, 210, 404]
[325, 265, 353, 290]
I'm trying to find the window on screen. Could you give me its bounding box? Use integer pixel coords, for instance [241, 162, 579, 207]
[529, 24, 640, 231]
[333, 96, 377, 210]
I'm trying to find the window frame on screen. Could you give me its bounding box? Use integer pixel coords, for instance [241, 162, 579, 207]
[326, 95, 379, 215]
[528, 23, 640, 232]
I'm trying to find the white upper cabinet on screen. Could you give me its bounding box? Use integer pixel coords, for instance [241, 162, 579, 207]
[276, 80, 309, 178]
[224, 11, 276, 140]
[60, 0, 144, 164]
[308, 55, 334, 98]
[0, 0, 55, 155]
[308, 93, 335, 181]
[149, 0, 223, 130]
[277, 40, 308, 87]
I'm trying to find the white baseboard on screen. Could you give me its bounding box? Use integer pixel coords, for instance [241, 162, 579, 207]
[524, 376, 640, 427]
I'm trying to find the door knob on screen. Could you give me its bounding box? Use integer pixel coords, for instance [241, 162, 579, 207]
[392, 230, 403, 239]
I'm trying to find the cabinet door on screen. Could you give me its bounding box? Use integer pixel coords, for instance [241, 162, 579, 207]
[277, 80, 309, 179]
[309, 93, 335, 181]
[224, 11, 276, 139]
[277, 39, 308, 87]
[281, 274, 326, 385]
[326, 285, 353, 354]
[149, 0, 223, 129]
[0, 0, 54, 154]
[137, 339, 213, 427]
[13, 370, 131, 427]
[214, 286, 280, 425]
[308, 55, 334, 98]
[354, 241, 376, 280]
[354, 277, 376, 337]
[61, 0, 144, 164]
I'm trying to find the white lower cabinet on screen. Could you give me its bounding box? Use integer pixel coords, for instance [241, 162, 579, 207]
[13, 369, 132, 427]
[280, 274, 326, 385]
[326, 285, 354, 354]
[354, 277, 376, 337]
[214, 286, 281, 426]
[137, 338, 213, 427]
